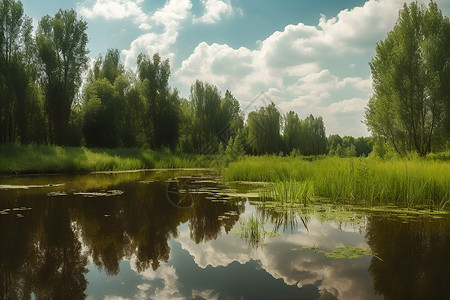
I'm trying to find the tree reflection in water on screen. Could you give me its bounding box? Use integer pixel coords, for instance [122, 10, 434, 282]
[366, 215, 450, 300]
[0, 175, 245, 298]
[1, 173, 449, 299]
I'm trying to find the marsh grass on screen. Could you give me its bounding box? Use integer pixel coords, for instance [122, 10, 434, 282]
[259, 180, 314, 206]
[226, 156, 450, 208]
[0, 144, 213, 174]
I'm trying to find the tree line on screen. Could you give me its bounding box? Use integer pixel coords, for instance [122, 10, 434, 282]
[0, 0, 353, 157]
[2, 0, 447, 157]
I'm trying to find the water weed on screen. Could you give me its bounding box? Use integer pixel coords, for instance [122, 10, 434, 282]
[291, 245, 373, 259]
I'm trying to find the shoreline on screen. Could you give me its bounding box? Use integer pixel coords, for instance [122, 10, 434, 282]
[0, 167, 216, 178]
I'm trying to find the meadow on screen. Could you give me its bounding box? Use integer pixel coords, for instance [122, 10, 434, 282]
[225, 155, 450, 208]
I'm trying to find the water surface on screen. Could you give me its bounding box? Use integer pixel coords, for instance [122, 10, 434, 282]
[0, 171, 449, 299]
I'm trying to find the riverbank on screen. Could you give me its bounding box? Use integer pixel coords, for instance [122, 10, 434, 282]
[225, 156, 450, 208]
[0, 144, 214, 174]
[2, 144, 449, 209]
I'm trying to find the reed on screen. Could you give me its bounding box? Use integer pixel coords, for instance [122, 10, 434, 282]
[226, 156, 450, 208]
[259, 180, 314, 206]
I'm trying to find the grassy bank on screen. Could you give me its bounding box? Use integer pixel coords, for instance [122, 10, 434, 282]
[225, 156, 450, 208]
[0, 144, 214, 174]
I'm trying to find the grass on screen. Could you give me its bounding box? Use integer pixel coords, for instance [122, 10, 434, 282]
[259, 180, 314, 206]
[0, 144, 214, 174]
[225, 155, 450, 208]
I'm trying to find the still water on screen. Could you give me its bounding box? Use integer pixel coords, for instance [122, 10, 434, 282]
[0, 170, 449, 300]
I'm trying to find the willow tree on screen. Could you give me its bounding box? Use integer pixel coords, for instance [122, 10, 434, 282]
[365, 1, 450, 156]
[36, 9, 89, 145]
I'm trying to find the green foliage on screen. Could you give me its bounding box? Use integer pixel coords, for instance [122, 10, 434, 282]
[247, 103, 281, 155]
[36, 9, 89, 145]
[225, 155, 450, 208]
[328, 134, 372, 157]
[0, 144, 214, 174]
[283, 111, 302, 151]
[0, 0, 44, 144]
[188, 81, 244, 154]
[354, 137, 373, 157]
[83, 78, 123, 148]
[137, 53, 180, 150]
[282, 112, 328, 156]
[366, 1, 450, 156]
[190, 80, 222, 152]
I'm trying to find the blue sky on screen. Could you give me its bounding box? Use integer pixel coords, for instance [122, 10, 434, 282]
[21, 0, 450, 137]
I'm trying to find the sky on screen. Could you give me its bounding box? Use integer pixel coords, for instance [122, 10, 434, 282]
[20, 0, 450, 137]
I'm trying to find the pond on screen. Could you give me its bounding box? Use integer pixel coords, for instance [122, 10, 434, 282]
[0, 170, 449, 299]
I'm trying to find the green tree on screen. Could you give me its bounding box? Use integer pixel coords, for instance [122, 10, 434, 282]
[0, 0, 41, 143]
[190, 80, 222, 153]
[122, 82, 146, 148]
[247, 103, 281, 155]
[327, 134, 342, 154]
[283, 111, 302, 153]
[177, 98, 195, 152]
[300, 114, 327, 155]
[82, 49, 146, 148]
[217, 90, 244, 145]
[82, 78, 123, 148]
[366, 1, 450, 156]
[355, 137, 373, 157]
[36, 9, 89, 145]
[137, 53, 180, 150]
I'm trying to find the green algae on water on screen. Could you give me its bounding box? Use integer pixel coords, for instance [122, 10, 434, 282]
[291, 245, 372, 259]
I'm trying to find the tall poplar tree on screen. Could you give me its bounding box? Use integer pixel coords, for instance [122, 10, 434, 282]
[366, 1, 450, 156]
[36, 9, 89, 145]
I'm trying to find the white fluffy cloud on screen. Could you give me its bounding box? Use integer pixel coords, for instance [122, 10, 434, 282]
[195, 0, 234, 24]
[122, 0, 192, 68]
[177, 217, 373, 300]
[176, 0, 414, 136]
[130, 258, 185, 300]
[152, 0, 193, 31]
[79, 0, 450, 136]
[78, 0, 151, 30]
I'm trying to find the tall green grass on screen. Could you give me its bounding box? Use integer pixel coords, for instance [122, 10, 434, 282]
[260, 180, 314, 206]
[0, 144, 214, 174]
[225, 156, 450, 208]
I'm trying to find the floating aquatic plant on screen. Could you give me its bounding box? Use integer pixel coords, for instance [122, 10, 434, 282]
[291, 245, 373, 259]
